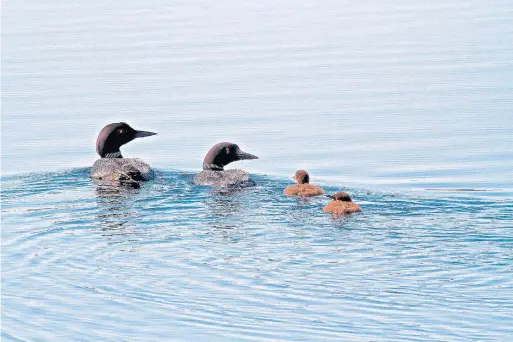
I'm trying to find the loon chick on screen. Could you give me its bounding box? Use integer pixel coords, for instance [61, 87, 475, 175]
[90, 122, 157, 183]
[323, 191, 362, 215]
[193, 142, 258, 187]
[284, 170, 325, 197]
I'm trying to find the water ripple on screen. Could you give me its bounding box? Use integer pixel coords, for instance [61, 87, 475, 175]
[2, 169, 512, 340]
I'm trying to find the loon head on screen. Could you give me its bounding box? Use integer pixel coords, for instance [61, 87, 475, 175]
[202, 142, 258, 171]
[327, 191, 353, 202]
[292, 170, 310, 184]
[96, 122, 157, 158]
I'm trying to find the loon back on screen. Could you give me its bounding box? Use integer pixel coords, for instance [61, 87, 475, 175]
[90, 158, 154, 182]
[193, 169, 256, 188]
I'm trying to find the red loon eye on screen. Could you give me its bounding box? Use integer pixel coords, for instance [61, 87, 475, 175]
[119, 129, 125, 134]
[226, 147, 230, 154]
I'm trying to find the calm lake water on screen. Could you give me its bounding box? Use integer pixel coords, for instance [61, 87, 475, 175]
[2, 0, 513, 340]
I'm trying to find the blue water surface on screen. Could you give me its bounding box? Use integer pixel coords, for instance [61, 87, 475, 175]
[2, 169, 512, 340]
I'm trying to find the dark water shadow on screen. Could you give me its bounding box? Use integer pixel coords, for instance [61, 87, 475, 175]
[94, 181, 143, 233]
[203, 189, 246, 232]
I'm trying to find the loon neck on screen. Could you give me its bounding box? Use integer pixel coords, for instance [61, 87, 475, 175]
[103, 151, 123, 159]
[203, 163, 224, 171]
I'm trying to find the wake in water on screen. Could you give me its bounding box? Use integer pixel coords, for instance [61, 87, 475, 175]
[1, 168, 512, 341]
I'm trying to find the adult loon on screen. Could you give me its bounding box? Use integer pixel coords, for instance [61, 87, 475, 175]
[323, 191, 362, 215]
[193, 142, 258, 187]
[90, 122, 157, 184]
[283, 170, 325, 197]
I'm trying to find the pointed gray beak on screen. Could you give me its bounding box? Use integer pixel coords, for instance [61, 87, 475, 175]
[135, 130, 157, 138]
[236, 149, 258, 161]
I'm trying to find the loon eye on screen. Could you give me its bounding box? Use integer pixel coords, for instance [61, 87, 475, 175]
[226, 147, 230, 154]
[119, 129, 126, 134]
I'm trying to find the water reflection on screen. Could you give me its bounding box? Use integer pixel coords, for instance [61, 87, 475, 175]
[202, 188, 250, 232]
[206, 195, 243, 217]
[94, 182, 141, 233]
[283, 195, 326, 222]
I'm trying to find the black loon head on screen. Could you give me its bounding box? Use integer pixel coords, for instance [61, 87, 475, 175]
[202, 142, 258, 171]
[293, 170, 310, 184]
[96, 122, 157, 158]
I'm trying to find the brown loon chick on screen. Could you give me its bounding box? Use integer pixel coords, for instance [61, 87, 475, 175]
[90, 122, 157, 183]
[283, 170, 325, 197]
[193, 142, 258, 187]
[323, 191, 362, 215]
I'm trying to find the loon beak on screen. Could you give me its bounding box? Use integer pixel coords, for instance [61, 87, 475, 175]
[135, 130, 157, 138]
[236, 149, 258, 161]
